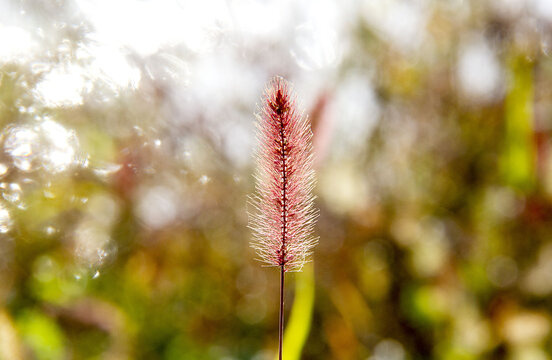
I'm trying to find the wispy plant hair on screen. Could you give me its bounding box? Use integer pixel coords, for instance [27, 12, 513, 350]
[249, 76, 318, 273]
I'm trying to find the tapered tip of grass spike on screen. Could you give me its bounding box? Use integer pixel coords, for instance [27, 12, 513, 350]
[248, 76, 318, 272]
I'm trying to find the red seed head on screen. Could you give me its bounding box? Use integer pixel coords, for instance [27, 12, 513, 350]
[249, 77, 318, 272]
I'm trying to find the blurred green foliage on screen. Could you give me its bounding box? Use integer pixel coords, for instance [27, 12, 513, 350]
[1, 1, 552, 360]
[501, 54, 535, 191]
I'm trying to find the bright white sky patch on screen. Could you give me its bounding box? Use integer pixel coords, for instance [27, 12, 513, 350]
[40, 119, 78, 173]
[362, 0, 428, 52]
[230, 0, 288, 39]
[33, 65, 88, 107]
[78, 43, 141, 91]
[532, 0, 552, 22]
[0, 26, 36, 63]
[93, 49, 141, 90]
[3, 120, 79, 173]
[77, 0, 229, 56]
[330, 72, 380, 156]
[4, 125, 39, 172]
[136, 185, 179, 229]
[457, 36, 502, 102]
[290, 0, 343, 70]
[291, 23, 339, 70]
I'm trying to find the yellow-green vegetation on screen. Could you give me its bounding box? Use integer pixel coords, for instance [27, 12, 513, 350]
[0, 1, 552, 359]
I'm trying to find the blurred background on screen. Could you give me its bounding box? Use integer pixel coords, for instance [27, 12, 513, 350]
[1, 0, 552, 359]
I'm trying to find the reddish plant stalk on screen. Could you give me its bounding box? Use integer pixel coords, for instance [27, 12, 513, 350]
[279, 265, 284, 360]
[249, 77, 318, 359]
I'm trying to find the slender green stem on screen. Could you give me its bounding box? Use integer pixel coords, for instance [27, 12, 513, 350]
[279, 265, 285, 360]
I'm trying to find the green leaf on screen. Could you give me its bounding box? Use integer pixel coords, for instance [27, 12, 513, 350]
[279, 262, 316, 360]
[501, 54, 535, 191]
[16, 309, 66, 360]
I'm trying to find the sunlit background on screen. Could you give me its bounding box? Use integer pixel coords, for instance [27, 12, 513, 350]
[1, 0, 552, 359]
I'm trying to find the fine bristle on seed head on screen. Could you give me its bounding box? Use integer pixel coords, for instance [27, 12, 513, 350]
[248, 76, 318, 272]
